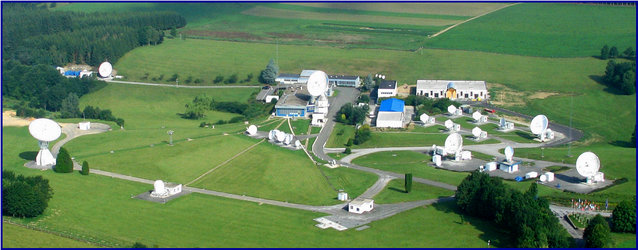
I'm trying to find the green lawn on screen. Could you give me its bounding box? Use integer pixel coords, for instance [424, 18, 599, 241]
[611, 232, 637, 248]
[327, 152, 348, 160]
[352, 151, 469, 186]
[479, 123, 538, 143]
[289, 118, 311, 135]
[352, 132, 499, 149]
[2, 223, 101, 248]
[426, 3, 636, 57]
[373, 179, 455, 204]
[325, 123, 355, 148]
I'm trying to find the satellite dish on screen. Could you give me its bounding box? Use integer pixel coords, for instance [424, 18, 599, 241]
[444, 119, 453, 129]
[576, 152, 600, 177]
[29, 118, 61, 142]
[472, 127, 482, 137]
[246, 125, 257, 135]
[420, 113, 429, 123]
[499, 117, 506, 127]
[530, 115, 548, 135]
[504, 146, 514, 162]
[294, 140, 302, 148]
[275, 131, 286, 142]
[306, 71, 328, 96]
[98, 61, 112, 78]
[472, 111, 482, 121]
[447, 105, 457, 115]
[153, 180, 166, 194]
[284, 134, 293, 145]
[444, 133, 463, 154]
[268, 130, 277, 141]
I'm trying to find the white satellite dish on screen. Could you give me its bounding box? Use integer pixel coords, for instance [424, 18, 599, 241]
[539, 175, 547, 182]
[576, 152, 600, 178]
[444, 133, 463, 155]
[268, 130, 277, 141]
[275, 130, 286, 142]
[472, 111, 482, 121]
[447, 105, 457, 115]
[246, 125, 257, 135]
[530, 115, 549, 135]
[29, 118, 62, 166]
[472, 127, 482, 137]
[444, 119, 453, 129]
[499, 117, 506, 127]
[504, 146, 514, 162]
[294, 140, 302, 148]
[98, 61, 112, 78]
[306, 71, 329, 97]
[283, 134, 293, 145]
[420, 113, 430, 123]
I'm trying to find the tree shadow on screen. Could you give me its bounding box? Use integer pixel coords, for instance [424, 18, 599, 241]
[388, 186, 407, 193]
[588, 75, 625, 95]
[19, 151, 38, 161]
[609, 140, 635, 148]
[514, 131, 535, 140]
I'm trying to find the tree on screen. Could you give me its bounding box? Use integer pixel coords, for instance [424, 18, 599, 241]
[54, 147, 73, 173]
[2, 171, 53, 218]
[601, 45, 610, 59]
[631, 126, 636, 147]
[611, 198, 636, 233]
[213, 75, 224, 84]
[584, 214, 612, 248]
[621, 69, 635, 94]
[363, 74, 374, 91]
[358, 94, 370, 104]
[353, 124, 371, 145]
[115, 118, 125, 129]
[59, 92, 80, 118]
[259, 59, 278, 84]
[170, 26, 177, 37]
[344, 147, 351, 154]
[346, 138, 353, 147]
[132, 242, 148, 248]
[405, 173, 413, 193]
[623, 47, 635, 58]
[609, 46, 619, 58]
[80, 161, 90, 175]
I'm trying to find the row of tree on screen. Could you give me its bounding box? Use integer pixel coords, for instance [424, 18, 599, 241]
[455, 171, 571, 248]
[3, 3, 186, 66]
[600, 45, 634, 60]
[183, 94, 274, 121]
[603, 60, 635, 95]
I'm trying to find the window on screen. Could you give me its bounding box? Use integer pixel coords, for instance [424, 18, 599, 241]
[357, 208, 360, 211]
[425, 93, 429, 97]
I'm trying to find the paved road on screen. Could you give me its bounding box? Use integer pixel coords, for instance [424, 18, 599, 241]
[105, 80, 261, 89]
[51, 123, 111, 156]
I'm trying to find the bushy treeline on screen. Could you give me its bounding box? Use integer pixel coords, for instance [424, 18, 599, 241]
[336, 103, 369, 125]
[400, 95, 461, 120]
[81, 105, 125, 127]
[184, 94, 274, 122]
[456, 171, 571, 248]
[2, 60, 105, 112]
[603, 60, 635, 95]
[2, 3, 186, 66]
[2, 170, 53, 218]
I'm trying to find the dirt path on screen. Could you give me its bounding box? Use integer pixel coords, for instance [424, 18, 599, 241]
[2, 110, 34, 127]
[428, 3, 519, 39]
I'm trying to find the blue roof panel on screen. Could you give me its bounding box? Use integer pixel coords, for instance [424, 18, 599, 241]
[379, 98, 404, 112]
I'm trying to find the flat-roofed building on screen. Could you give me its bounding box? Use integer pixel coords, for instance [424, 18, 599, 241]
[329, 75, 361, 87]
[416, 80, 489, 100]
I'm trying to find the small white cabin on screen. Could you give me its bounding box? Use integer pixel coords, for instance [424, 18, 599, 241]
[349, 198, 374, 214]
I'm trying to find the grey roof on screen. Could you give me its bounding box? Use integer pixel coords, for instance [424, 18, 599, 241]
[329, 75, 359, 80]
[276, 73, 300, 79]
[275, 85, 310, 108]
[416, 80, 487, 92]
[379, 80, 397, 90]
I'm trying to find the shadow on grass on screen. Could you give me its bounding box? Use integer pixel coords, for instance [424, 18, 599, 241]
[19, 151, 38, 161]
[388, 187, 407, 193]
[514, 130, 535, 140]
[431, 201, 512, 248]
[588, 75, 625, 95]
[609, 140, 635, 148]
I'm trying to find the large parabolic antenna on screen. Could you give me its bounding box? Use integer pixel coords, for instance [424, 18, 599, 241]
[29, 118, 62, 166]
[98, 61, 113, 78]
[447, 105, 457, 115]
[504, 146, 514, 162]
[576, 152, 600, 178]
[306, 71, 329, 97]
[444, 133, 463, 155]
[472, 127, 482, 137]
[420, 113, 429, 123]
[529, 115, 549, 135]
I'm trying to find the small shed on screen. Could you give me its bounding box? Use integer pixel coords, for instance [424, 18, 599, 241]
[78, 121, 91, 130]
[499, 161, 520, 173]
[525, 171, 538, 179]
[348, 198, 374, 214]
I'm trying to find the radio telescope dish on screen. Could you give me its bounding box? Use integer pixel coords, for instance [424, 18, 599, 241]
[98, 61, 113, 78]
[29, 118, 61, 142]
[472, 127, 482, 137]
[504, 146, 514, 162]
[472, 111, 482, 121]
[420, 113, 429, 123]
[275, 131, 286, 142]
[306, 71, 329, 96]
[576, 152, 600, 177]
[530, 115, 548, 135]
[246, 125, 257, 135]
[447, 105, 457, 115]
[444, 119, 453, 129]
[444, 133, 463, 154]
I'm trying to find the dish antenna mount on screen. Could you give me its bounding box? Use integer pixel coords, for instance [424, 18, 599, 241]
[29, 118, 62, 166]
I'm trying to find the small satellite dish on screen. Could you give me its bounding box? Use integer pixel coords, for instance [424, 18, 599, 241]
[539, 175, 547, 182]
[530, 115, 549, 135]
[420, 113, 429, 123]
[283, 134, 293, 145]
[29, 118, 61, 142]
[472, 111, 482, 121]
[576, 152, 600, 177]
[504, 146, 514, 162]
[472, 127, 482, 137]
[444, 133, 463, 154]
[246, 125, 257, 135]
[98, 61, 112, 78]
[306, 71, 329, 96]
[447, 105, 457, 115]
[268, 130, 277, 141]
[444, 119, 453, 129]
[275, 130, 286, 142]
[499, 117, 506, 127]
[294, 140, 302, 148]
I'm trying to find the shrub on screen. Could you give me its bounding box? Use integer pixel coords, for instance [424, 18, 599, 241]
[54, 147, 73, 173]
[344, 147, 351, 154]
[611, 198, 636, 233]
[80, 161, 89, 175]
[353, 125, 371, 145]
[584, 214, 612, 248]
[213, 75, 224, 84]
[2, 171, 53, 218]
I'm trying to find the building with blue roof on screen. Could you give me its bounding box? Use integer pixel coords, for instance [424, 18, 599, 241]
[376, 98, 405, 128]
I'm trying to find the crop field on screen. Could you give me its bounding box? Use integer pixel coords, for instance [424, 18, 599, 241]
[426, 3, 636, 57]
[373, 179, 455, 204]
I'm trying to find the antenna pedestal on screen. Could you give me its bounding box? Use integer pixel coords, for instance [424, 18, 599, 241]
[36, 141, 56, 166]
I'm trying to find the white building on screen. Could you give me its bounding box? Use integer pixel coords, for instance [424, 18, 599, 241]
[150, 180, 182, 198]
[376, 98, 405, 128]
[377, 80, 398, 99]
[349, 198, 374, 214]
[329, 75, 361, 88]
[78, 121, 91, 130]
[416, 80, 489, 100]
[275, 73, 300, 84]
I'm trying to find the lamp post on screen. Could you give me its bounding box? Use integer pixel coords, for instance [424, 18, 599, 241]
[167, 130, 174, 145]
[541, 147, 544, 159]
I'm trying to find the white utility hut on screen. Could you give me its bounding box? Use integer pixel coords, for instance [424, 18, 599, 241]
[348, 198, 374, 214]
[78, 121, 91, 130]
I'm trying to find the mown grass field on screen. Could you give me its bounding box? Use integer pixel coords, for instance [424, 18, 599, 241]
[2, 223, 100, 248]
[373, 179, 455, 204]
[426, 3, 636, 57]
